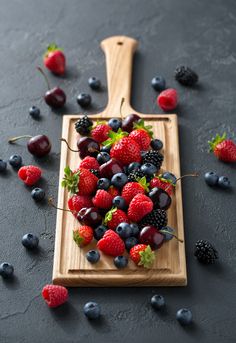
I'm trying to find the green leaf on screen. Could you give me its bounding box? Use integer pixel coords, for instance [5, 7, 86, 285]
[61, 166, 80, 194]
[133, 119, 153, 138]
[138, 176, 150, 192]
[208, 133, 226, 152]
[138, 245, 155, 268]
[102, 128, 128, 147]
[104, 207, 117, 224]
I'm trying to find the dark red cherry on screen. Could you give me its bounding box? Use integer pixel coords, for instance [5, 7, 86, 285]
[148, 187, 172, 210]
[77, 207, 102, 227]
[44, 87, 66, 108]
[99, 159, 123, 178]
[139, 226, 164, 250]
[122, 114, 141, 133]
[77, 137, 100, 159]
[8, 134, 51, 157]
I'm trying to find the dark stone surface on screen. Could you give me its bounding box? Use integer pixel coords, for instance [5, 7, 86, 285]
[0, 0, 236, 342]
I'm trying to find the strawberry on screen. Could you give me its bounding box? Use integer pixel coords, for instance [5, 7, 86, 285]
[18, 165, 42, 186]
[42, 284, 68, 308]
[68, 194, 93, 216]
[129, 119, 153, 150]
[128, 194, 153, 222]
[97, 229, 125, 256]
[107, 186, 119, 199]
[150, 176, 174, 196]
[91, 123, 111, 143]
[79, 156, 100, 170]
[73, 225, 93, 247]
[208, 133, 236, 162]
[129, 244, 155, 268]
[62, 166, 98, 195]
[121, 177, 149, 205]
[43, 44, 66, 75]
[92, 190, 113, 209]
[104, 207, 129, 230]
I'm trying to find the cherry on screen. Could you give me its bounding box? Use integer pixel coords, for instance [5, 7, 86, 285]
[61, 137, 100, 159]
[37, 67, 66, 108]
[148, 187, 172, 211]
[122, 114, 141, 133]
[8, 134, 51, 157]
[139, 226, 164, 250]
[99, 159, 123, 179]
[77, 207, 102, 227]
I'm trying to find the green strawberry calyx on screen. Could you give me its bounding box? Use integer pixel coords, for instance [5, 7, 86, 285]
[133, 119, 153, 137]
[73, 230, 84, 246]
[44, 43, 63, 57]
[104, 207, 117, 224]
[137, 176, 150, 192]
[138, 245, 155, 268]
[61, 166, 80, 194]
[208, 133, 226, 152]
[103, 128, 128, 147]
[157, 174, 176, 187]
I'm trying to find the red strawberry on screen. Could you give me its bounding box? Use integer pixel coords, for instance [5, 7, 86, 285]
[42, 284, 68, 308]
[121, 176, 149, 205]
[129, 244, 155, 268]
[107, 186, 119, 199]
[157, 88, 178, 111]
[92, 190, 113, 209]
[208, 133, 236, 162]
[62, 166, 98, 195]
[73, 225, 93, 247]
[150, 176, 174, 196]
[104, 207, 129, 230]
[129, 119, 153, 150]
[110, 137, 141, 165]
[128, 194, 153, 222]
[97, 229, 125, 256]
[79, 156, 100, 170]
[91, 123, 111, 143]
[68, 194, 93, 216]
[18, 165, 42, 186]
[43, 44, 66, 75]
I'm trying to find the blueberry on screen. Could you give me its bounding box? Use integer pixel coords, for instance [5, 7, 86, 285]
[160, 226, 174, 241]
[97, 152, 110, 165]
[86, 250, 100, 264]
[22, 233, 39, 249]
[151, 139, 163, 151]
[97, 178, 110, 190]
[151, 76, 166, 92]
[130, 223, 140, 237]
[176, 308, 193, 325]
[9, 154, 22, 168]
[125, 237, 139, 251]
[0, 262, 14, 278]
[108, 118, 122, 132]
[162, 172, 177, 184]
[141, 163, 157, 177]
[100, 145, 111, 153]
[114, 255, 128, 269]
[112, 196, 127, 210]
[116, 222, 132, 239]
[204, 172, 219, 186]
[151, 294, 165, 310]
[127, 162, 141, 174]
[29, 106, 40, 119]
[94, 225, 107, 240]
[218, 176, 230, 189]
[111, 173, 128, 188]
[77, 93, 92, 107]
[88, 77, 101, 90]
[0, 159, 7, 172]
[83, 301, 101, 319]
[31, 188, 45, 202]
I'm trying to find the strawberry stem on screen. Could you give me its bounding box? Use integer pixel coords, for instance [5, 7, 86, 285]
[8, 135, 32, 143]
[37, 66, 51, 90]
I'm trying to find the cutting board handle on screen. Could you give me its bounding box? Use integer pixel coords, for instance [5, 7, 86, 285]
[101, 35, 138, 116]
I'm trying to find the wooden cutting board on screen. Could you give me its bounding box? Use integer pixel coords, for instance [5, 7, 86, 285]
[52, 36, 187, 287]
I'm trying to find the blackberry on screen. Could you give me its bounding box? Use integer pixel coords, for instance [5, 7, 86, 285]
[194, 240, 218, 264]
[75, 115, 93, 135]
[142, 150, 163, 170]
[90, 169, 100, 178]
[139, 209, 167, 229]
[175, 66, 198, 86]
[128, 169, 145, 182]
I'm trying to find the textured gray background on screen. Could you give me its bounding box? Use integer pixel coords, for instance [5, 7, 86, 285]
[0, 0, 236, 342]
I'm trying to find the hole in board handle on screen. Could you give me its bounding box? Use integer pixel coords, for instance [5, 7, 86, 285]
[117, 42, 123, 45]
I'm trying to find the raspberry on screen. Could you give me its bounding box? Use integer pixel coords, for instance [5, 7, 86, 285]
[157, 88, 178, 111]
[79, 156, 100, 170]
[18, 165, 42, 186]
[92, 190, 113, 209]
[42, 284, 68, 308]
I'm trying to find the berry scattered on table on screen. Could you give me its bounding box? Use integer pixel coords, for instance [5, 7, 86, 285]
[83, 301, 101, 319]
[176, 308, 193, 325]
[97, 229, 125, 257]
[208, 133, 236, 163]
[42, 284, 68, 308]
[151, 76, 166, 91]
[129, 244, 154, 268]
[86, 250, 100, 264]
[111, 172, 128, 189]
[0, 262, 14, 278]
[0, 159, 7, 172]
[9, 154, 22, 168]
[75, 115, 93, 136]
[175, 66, 198, 87]
[31, 188, 45, 202]
[150, 139, 163, 151]
[194, 240, 218, 264]
[204, 172, 219, 187]
[94, 225, 108, 240]
[22, 233, 39, 249]
[29, 106, 40, 119]
[18, 165, 42, 186]
[151, 294, 165, 310]
[125, 236, 139, 251]
[116, 222, 132, 239]
[88, 76, 101, 90]
[77, 93, 92, 108]
[43, 43, 66, 75]
[9, 134, 51, 157]
[114, 255, 128, 268]
[112, 196, 127, 210]
[218, 175, 230, 189]
[157, 88, 178, 111]
[73, 226, 93, 247]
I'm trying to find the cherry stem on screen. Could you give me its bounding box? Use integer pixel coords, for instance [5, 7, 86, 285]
[37, 66, 50, 90]
[48, 197, 74, 214]
[165, 172, 199, 192]
[8, 135, 32, 144]
[120, 97, 125, 120]
[160, 230, 184, 243]
[60, 138, 99, 154]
